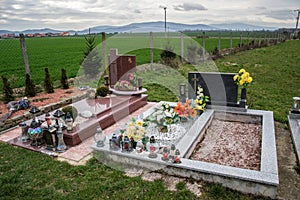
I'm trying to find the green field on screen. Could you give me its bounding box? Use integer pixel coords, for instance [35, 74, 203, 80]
[0, 34, 250, 89]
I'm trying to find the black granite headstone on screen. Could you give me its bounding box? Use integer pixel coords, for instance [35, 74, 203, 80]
[188, 72, 239, 107]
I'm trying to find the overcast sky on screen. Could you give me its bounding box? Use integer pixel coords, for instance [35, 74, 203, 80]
[0, 0, 299, 31]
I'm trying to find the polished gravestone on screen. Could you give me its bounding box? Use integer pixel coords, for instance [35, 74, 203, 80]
[188, 72, 246, 108]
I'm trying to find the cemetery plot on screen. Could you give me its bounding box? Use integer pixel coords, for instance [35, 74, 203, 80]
[92, 104, 278, 198]
[190, 118, 262, 171]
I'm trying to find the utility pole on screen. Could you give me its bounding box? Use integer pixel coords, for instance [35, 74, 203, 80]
[295, 9, 300, 38]
[164, 7, 167, 36]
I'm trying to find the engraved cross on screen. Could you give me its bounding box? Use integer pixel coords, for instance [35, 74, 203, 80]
[192, 74, 199, 91]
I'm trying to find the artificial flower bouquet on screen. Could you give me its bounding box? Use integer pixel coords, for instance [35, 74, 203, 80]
[233, 68, 253, 88]
[146, 102, 179, 126]
[174, 99, 197, 119]
[193, 86, 209, 112]
[114, 72, 137, 91]
[120, 117, 148, 141]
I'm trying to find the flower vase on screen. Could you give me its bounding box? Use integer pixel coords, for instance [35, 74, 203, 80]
[241, 87, 247, 100]
[158, 125, 168, 133]
[197, 110, 203, 116]
[240, 87, 247, 108]
[180, 117, 188, 123]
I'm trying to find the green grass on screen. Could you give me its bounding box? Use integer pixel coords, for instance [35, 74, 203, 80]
[1, 38, 295, 199]
[0, 35, 244, 88]
[215, 40, 300, 123]
[0, 142, 268, 200]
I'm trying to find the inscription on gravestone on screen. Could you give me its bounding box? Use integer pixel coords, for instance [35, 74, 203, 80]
[188, 72, 239, 107]
[109, 49, 136, 86]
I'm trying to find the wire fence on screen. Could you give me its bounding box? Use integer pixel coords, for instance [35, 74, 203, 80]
[0, 31, 288, 90]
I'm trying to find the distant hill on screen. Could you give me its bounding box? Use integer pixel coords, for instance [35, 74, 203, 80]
[0, 21, 277, 35]
[210, 23, 276, 31]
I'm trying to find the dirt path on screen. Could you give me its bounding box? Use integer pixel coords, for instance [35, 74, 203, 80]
[276, 122, 300, 199]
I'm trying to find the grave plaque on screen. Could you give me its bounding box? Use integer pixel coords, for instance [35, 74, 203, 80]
[188, 72, 238, 107]
[109, 49, 136, 86]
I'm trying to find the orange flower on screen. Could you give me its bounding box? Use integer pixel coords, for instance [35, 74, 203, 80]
[174, 103, 181, 114]
[189, 109, 197, 118]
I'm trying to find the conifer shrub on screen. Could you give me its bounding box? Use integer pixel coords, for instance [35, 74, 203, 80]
[25, 73, 36, 97]
[96, 85, 109, 97]
[60, 68, 69, 89]
[1, 75, 15, 103]
[44, 68, 54, 93]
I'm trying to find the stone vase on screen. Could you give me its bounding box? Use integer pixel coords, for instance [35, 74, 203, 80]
[241, 87, 247, 100]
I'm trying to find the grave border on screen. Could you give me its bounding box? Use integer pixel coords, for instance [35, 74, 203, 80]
[92, 103, 278, 198]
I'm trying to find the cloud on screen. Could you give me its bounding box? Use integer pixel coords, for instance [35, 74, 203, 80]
[259, 10, 296, 20]
[173, 3, 207, 11]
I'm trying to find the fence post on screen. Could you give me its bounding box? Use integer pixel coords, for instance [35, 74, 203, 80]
[230, 31, 233, 53]
[218, 32, 221, 54]
[202, 31, 205, 62]
[239, 32, 242, 47]
[180, 32, 184, 63]
[150, 32, 153, 65]
[102, 32, 107, 75]
[19, 33, 30, 76]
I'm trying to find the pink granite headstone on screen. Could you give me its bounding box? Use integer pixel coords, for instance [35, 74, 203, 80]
[109, 49, 136, 86]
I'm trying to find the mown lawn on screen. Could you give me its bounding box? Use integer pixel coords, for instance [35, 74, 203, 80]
[0, 142, 268, 200]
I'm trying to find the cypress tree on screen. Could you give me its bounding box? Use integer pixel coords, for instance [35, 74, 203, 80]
[25, 73, 36, 97]
[60, 68, 69, 89]
[1, 75, 15, 103]
[81, 35, 101, 78]
[44, 68, 54, 93]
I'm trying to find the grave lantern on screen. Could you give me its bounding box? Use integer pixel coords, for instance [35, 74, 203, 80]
[291, 97, 300, 113]
[94, 126, 106, 147]
[28, 106, 43, 146]
[65, 112, 73, 132]
[179, 83, 186, 103]
[138, 78, 143, 90]
[19, 122, 29, 142]
[109, 133, 119, 150]
[122, 135, 132, 152]
[174, 149, 181, 163]
[148, 136, 158, 158]
[161, 146, 169, 161]
[53, 109, 65, 128]
[56, 126, 67, 152]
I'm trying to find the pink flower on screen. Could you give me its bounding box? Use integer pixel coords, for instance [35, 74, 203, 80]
[127, 73, 134, 81]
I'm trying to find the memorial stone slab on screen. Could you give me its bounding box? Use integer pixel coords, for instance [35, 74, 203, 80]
[109, 49, 136, 86]
[188, 72, 239, 107]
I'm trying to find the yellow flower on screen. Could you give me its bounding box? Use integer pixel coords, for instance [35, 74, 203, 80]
[239, 79, 245, 86]
[241, 72, 249, 80]
[233, 74, 239, 81]
[135, 120, 144, 127]
[127, 122, 134, 127]
[247, 77, 253, 83]
[239, 69, 246, 74]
